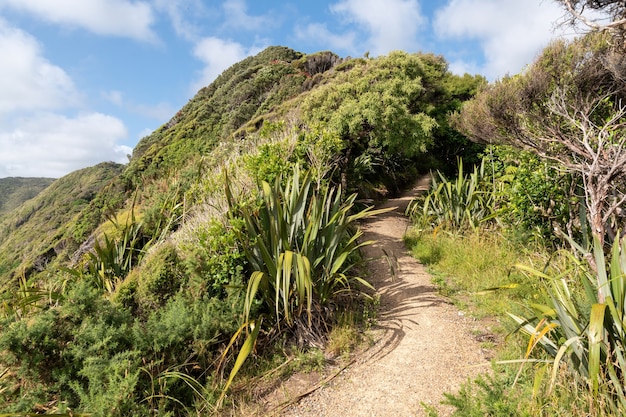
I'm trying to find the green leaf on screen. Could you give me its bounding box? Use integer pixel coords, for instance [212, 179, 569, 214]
[589, 303, 607, 395]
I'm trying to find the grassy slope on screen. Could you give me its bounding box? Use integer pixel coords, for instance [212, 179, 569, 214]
[0, 177, 54, 217]
[0, 162, 124, 281]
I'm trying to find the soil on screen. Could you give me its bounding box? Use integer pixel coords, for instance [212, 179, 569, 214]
[244, 177, 491, 416]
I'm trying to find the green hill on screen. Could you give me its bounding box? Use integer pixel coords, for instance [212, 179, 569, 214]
[0, 46, 485, 415]
[0, 177, 54, 217]
[0, 162, 124, 280]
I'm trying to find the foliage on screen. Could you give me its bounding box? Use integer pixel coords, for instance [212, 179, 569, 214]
[408, 159, 498, 232]
[221, 166, 389, 399]
[179, 218, 246, 300]
[244, 140, 297, 185]
[482, 146, 581, 247]
[299, 51, 440, 195]
[455, 32, 626, 247]
[511, 236, 626, 415]
[0, 177, 54, 217]
[227, 165, 387, 331]
[0, 280, 243, 416]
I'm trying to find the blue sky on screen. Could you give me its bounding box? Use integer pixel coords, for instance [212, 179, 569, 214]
[0, 0, 577, 178]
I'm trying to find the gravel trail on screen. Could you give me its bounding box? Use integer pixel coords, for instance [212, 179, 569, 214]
[279, 177, 490, 417]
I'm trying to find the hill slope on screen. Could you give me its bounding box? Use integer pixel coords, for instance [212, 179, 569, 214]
[0, 46, 486, 415]
[0, 46, 483, 286]
[0, 177, 54, 217]
[0, 162, 124, 280]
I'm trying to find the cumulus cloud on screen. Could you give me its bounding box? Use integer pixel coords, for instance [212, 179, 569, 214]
[295, 23, 357, 54]
[330, 0, 426, 55]
[222, 0, 273, 31]
[153, 0, 205, 41]
[434, 0, 568, 79]
[0, 19, 78, 116]
[0, 0, 156, 41]
[0, 113, 130, 178]
[191, 37, 263, 93]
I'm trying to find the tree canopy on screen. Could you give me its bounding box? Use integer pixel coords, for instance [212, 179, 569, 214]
[455, 32, 626, 247]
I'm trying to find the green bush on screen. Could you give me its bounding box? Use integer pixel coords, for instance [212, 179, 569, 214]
[0, 282, 143, 415]
[482, 146, 579, 247]
[244, 140, 296, 185]
[180, 218, 246, 299]
[134, 242, 186, 310]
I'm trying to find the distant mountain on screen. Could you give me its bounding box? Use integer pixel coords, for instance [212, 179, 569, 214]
[0, 177, 54, 217]
[0, 162, 124, 280]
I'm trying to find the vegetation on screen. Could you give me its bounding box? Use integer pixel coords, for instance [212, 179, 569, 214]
[407, 159, 496, 232]
[455, 32, 626, 249]
[7, 5, 626, 412]
[0, 46, 483, 415]
[0, 177, 54, 217]
[405, 13, 626, 415]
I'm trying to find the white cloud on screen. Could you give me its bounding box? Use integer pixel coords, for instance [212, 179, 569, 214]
[0, 19, 78, 116]
[153, 0, 205, 41]
[434, 0, 568, 79]
[295, 23, 357, 53]
[191, 37, 262, 93]
[0, 113, 130, 178]
[102, 90, 124, 106]
[222, 0, 272, 31]
[330, 0, 426, 55]
[0, 0, 156, 42]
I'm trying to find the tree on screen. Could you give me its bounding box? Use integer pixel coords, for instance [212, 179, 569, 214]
[454, 33, 626, 251]
[299, 51, 483, 196]
[556, 0, 626, 48]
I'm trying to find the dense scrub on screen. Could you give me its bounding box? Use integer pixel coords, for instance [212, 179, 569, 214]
[407, 32, 626, 416]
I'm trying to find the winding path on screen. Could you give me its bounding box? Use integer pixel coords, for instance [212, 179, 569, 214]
[276, 178, 490, 416]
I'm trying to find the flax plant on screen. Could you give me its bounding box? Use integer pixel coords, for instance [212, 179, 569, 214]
[220, 165, 390, 403]
[511, 236, 626, 414]
[407, 159, 497, 231]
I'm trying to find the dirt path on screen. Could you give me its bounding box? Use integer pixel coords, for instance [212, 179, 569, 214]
[265, 178, 490, 416]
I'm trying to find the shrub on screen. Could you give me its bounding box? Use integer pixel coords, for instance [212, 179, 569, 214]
[180, 218, 246, 300]
[134, 242, 186, 310]
[219, 165, 389, 402]
[408, 158, 498, 232]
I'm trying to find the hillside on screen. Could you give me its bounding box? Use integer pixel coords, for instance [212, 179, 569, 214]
[0, 46, 484, 286]
[0, 162, 124, 280]
[0, 177, 54, 217]
[0, 46, 485, 415]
